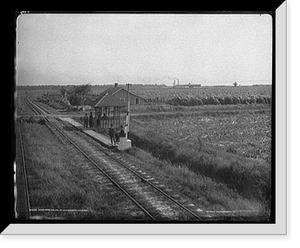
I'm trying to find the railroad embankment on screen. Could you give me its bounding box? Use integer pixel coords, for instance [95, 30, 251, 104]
[17, 119, 145, 220]
[128, 129, 271, 216]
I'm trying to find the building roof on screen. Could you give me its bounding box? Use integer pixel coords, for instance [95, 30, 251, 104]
[102, 86, 123, 95]
[84, 85, 145, 107]
[102, 86, 146, 100]
[95, 93, 127, 107]
[86, 92, 127, 108]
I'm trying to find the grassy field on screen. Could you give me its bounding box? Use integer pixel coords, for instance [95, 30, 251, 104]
[132, 109, 271, 161]
[131, 85, 272, 106]
[123, 147, 267, 215]
[128, 109, 272, 217]
[15, 85, 273, 221]
[17, 116, 269, 221]
[18, 117, 145, 221]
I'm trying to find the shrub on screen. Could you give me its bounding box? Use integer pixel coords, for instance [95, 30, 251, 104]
[256, 97, 265, 104]
[23, 116, 45, 125]
[68, 94, 82, 106]
[224, 96, 233, 105]
[232, 96, 240, 104]
[164, 94, 271, 107]
[37, 118, 46, 125]
[226, 146, 237, 154]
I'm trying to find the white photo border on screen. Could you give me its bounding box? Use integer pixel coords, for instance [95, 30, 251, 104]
[4, 3, 287, 234]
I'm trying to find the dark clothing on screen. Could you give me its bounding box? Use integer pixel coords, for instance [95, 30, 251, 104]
[96, 115, 100, 126]
[109, 127, 114, 136]
[109, 127, 116, 145]
[83, 115, 88, 128]
[89, 113, 93, 128]
[119, 129, 125, 137]
[116, 127, 125, 142]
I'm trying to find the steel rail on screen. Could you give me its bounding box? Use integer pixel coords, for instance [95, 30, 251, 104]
[39, 105, 204, 221]
[28, 98, 204, 221]
[26, 98, 156, 221]
[18, 120, 32, 218]
[107, 153, 204, 220]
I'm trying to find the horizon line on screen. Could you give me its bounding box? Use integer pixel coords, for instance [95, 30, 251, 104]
[16, 82, 272, 87]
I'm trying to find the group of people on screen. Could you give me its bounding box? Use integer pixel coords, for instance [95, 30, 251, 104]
[83, 112, 115, 129]
[109, 124, 126, 146]
[83, 112, 126, 146]
[83, 112, 94, 128]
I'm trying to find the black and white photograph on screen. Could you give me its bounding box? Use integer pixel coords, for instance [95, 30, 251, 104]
[7, 5, 288, 236]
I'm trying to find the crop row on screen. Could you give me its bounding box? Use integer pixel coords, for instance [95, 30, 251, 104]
[132, 85, 272, 106]
[132, 110, 271, 162]
[164, 95, 271, 106]
[130, 111, 272, 205]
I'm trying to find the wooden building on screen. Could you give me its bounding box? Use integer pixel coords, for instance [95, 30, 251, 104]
[101, 83, 146, 105]
[87, 92, 127, 130]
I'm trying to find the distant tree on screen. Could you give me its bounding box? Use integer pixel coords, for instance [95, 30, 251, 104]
[60, 87, 67, 98]
[68, 94, 81, 106]
[70, 84, 92, 107]
[74, 84, 91, 96]
[233, 82, 238, 87]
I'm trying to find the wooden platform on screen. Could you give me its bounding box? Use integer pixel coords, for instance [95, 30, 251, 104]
[59, 117, 83, 127]
[83, 129, 112, 147]
[59, 117, 112, 147]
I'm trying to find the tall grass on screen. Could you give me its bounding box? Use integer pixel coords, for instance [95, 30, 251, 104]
[22, 123, 93, 210]
[129, 128, 271, 210]
[165, 95, 271, 106]
[125, 147, 265, 213]
[21, 121, 145, 220]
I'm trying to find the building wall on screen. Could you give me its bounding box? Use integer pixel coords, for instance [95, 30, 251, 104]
[114, 89, 145, 105]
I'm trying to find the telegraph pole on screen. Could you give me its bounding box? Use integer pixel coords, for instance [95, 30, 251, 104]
[125, 83, 132, 139]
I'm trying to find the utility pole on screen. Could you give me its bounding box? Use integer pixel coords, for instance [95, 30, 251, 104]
[125, 83, 132, 139]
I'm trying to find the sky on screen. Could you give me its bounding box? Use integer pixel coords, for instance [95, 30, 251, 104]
[16, 13, 272, 86]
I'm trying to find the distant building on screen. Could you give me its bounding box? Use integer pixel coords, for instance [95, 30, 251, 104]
[188, 84, 202, 88]
[173, 83, 202, 88]
[99, 83, 146, 105]
[86, 92, 127, 109]
[84, 92, 127, 130]
[84, 83, 145, 110]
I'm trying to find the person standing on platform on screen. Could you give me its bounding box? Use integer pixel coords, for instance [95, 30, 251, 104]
[97, 114, 101, 127]
[119, 125, 125, 138]
[89, 112, 94, 128]
[83, 113, 88, 128]
[116, 125, 125, 143]
[109, 124, 116, 146]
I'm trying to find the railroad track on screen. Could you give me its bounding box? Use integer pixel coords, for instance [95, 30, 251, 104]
[24, 98, 206, 222]
[23, 98, 153, 220]
[17, 119, 32, 219]
[16, 99, 63, 219]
